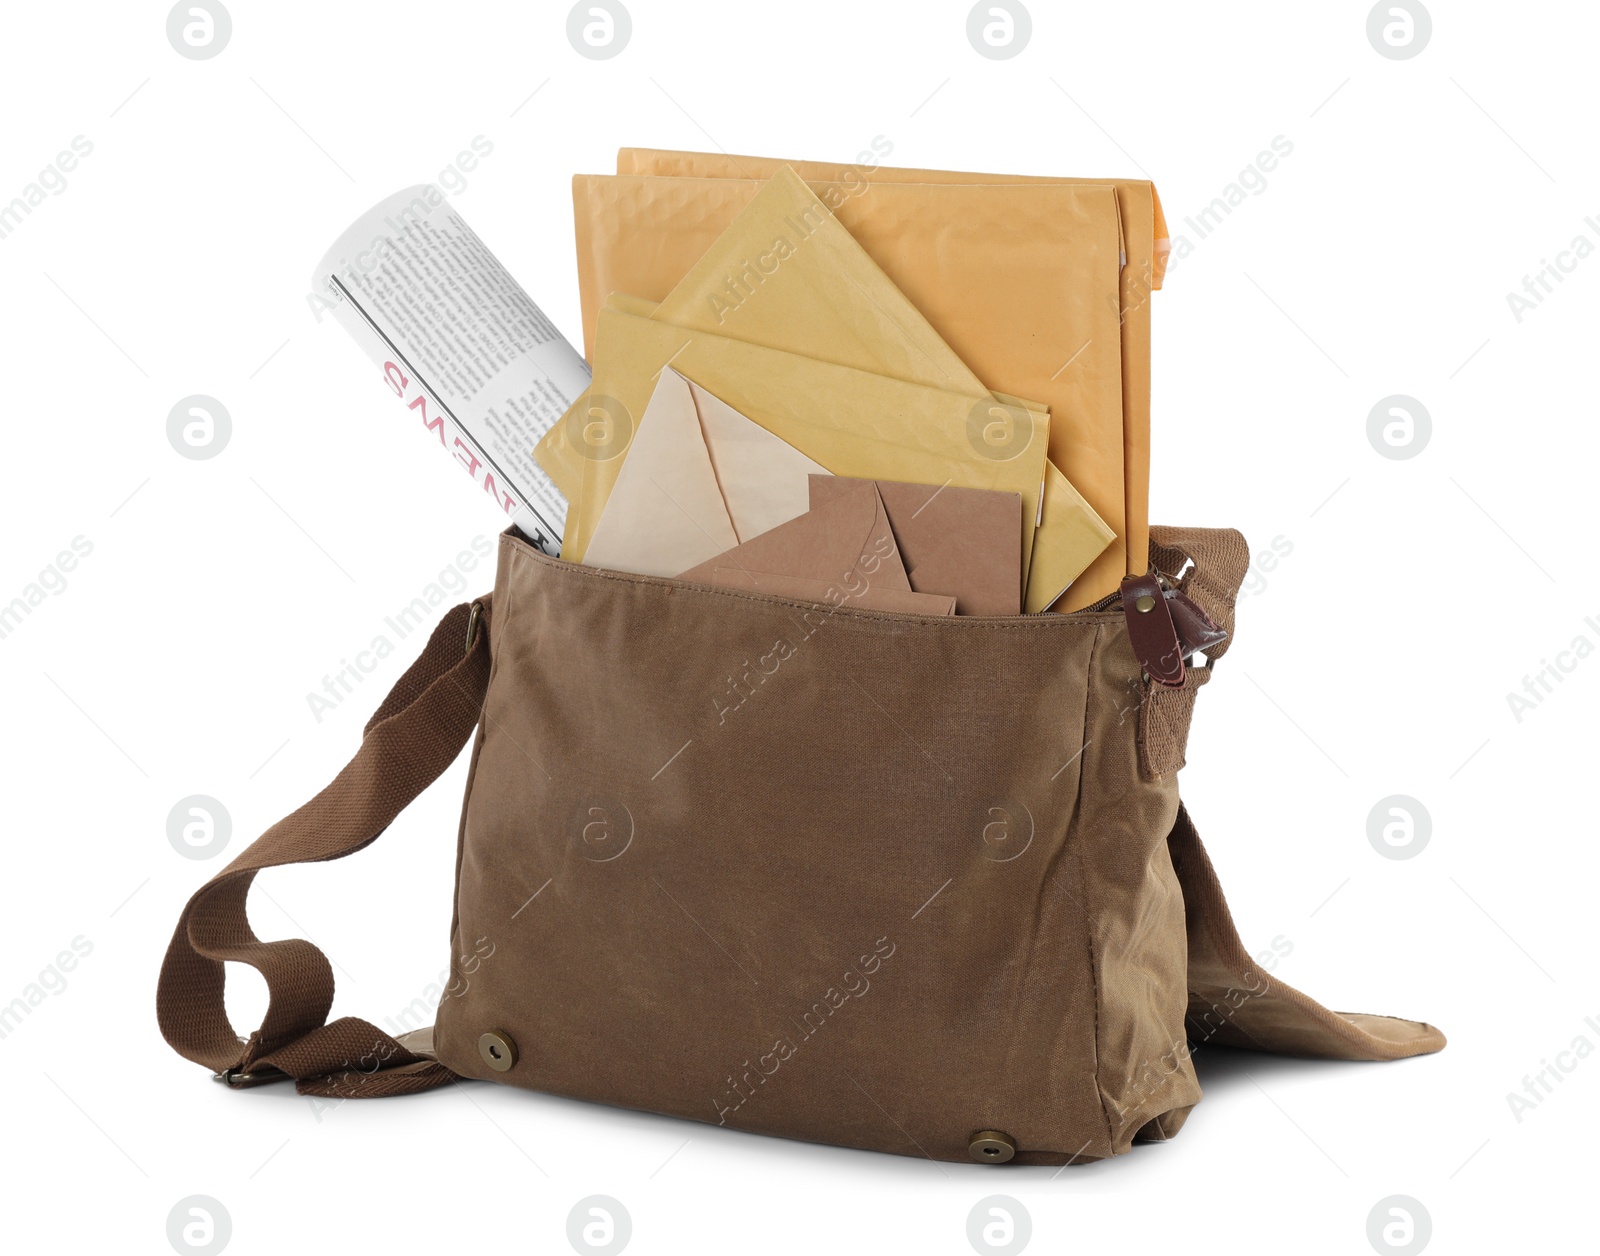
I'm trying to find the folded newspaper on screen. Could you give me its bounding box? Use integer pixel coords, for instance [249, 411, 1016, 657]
[314, 185, 588, 554]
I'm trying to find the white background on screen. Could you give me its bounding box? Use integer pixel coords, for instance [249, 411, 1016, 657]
[1, 2, 1593, 1253]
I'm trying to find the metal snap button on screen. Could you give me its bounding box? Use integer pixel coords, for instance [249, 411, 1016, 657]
[968, 1130, 1017, 1163]
[1134, 593, 1157, 613]
[478, 1030, 517, 1072]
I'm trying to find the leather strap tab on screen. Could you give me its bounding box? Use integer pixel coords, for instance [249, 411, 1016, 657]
[1121, 572, 1185, 687]
[1166, 590, 1227, 658]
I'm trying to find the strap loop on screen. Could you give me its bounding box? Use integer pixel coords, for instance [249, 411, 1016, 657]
[1138, 528, 1249, 778]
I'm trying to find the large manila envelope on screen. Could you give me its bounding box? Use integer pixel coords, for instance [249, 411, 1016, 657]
[583, 367, 829, 577]
[678, 478, 956, 617]
[810, 476, 1021, 617]
[571, 170, 1130, 608]
[542, 305, 1052, 588]
[616, 149, 1166, 589]
[618, 147, 1170, 289]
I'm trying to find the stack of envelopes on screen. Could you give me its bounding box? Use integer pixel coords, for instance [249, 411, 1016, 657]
[585, 365, 1029, 615]
[540, 149, 1168, 611]
[538, 156, 1163, 613]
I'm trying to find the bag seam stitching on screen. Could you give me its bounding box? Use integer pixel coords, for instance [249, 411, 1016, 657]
[438, 552, 517, 1071]
[1073, 620, 1117, 1155]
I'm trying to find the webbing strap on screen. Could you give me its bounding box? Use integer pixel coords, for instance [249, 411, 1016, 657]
[1148, 525, 1250, 664]
[156, 598, 492, 1096]
[1144, 529, 1443, 1059]
[1172, 804, 1447, 1060]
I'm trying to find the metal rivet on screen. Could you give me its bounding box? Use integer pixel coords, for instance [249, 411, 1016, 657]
[1134, 593, 1156, 614]
[968, 1130, 1017, 1163]
[478, 1030, 517, 1072]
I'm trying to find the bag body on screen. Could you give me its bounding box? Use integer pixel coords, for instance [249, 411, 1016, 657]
[158, 526, 1444, 1165]
[436, 532, 1192, 1162]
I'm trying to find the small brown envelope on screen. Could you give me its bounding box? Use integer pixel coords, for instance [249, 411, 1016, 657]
[677, 479, 955, 616]
[809, 476, 1022, 616]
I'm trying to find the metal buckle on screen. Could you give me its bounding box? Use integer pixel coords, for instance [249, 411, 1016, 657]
[465, 600, 484, 655]
[212, 1066, 287, 1089]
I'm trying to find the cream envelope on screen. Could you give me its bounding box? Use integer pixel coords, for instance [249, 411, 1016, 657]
[678, 478, 955, 616]
[539, 305, 1053, 583]
[583, 367, 828, 577]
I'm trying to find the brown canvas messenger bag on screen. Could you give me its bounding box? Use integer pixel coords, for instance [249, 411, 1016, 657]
[158, 525, 1445, 1165]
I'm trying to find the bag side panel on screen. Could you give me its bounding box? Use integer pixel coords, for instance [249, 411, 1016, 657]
[1076, 622, 1200, 1149]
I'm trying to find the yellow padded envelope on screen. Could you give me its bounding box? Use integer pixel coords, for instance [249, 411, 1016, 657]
[618, 149, 1166, 593]
[571, 165, 1136, 608]
[546, 305, 1056, 598]
[646, 168, 976, 394]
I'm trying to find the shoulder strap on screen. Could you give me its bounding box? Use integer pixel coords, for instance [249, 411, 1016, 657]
[1171, 804, 1446, 1059]
[1142, 528, 1444, 1059]
[156, 598, 492, 1097]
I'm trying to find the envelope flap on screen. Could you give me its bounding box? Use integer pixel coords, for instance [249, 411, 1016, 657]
[581, 369, 738, 576]
[810, 476, 1024, 616]
[687, 377, 828, 543]
[678, 479, 914, 597]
